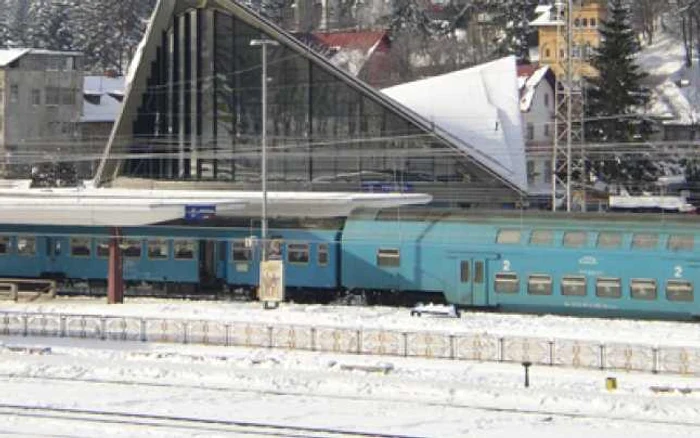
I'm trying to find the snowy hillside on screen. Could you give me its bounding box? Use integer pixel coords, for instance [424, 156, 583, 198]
[637, 31, 700, 125]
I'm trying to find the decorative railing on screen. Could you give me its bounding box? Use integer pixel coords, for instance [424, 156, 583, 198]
[2, 311, 698, 376]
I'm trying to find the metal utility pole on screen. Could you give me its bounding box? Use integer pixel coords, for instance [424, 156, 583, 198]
[250, 38, 279, 261]
[552, 0, 586, 212]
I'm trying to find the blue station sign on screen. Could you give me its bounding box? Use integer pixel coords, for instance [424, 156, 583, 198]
[185, 205, 216, 221]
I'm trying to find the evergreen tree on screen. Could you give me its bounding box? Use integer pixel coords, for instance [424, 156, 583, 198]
[585, 0, 654, 190]
[28, 0, 78, 51]
[0, 0, 11, 47]
[495, 0, 539, 61]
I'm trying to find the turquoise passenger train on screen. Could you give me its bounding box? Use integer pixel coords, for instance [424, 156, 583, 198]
[0, 209, 698, 320]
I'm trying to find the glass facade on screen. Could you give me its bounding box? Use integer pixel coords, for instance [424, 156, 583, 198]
[113, 4, 520, 206]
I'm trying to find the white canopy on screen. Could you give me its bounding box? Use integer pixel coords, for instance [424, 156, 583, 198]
[0, 187, 431, 226]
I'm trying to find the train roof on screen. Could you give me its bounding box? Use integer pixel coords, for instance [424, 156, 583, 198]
[351, 208, 700, 229]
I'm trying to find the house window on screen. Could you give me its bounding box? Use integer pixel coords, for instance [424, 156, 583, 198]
[46, 87, 60, 105]
[10, 85, 18, 103]
[545, 48, 551, 58]
[527, 123, 534, 141]
[582, 18, 588, 27]
[31, 89, 41, 106]
[544, 93, 550, 107]
[61, 88, 75, 105]
[544, 123, 550, 137]
[590, 18, 597, 27]
[527, 160, 535, 185]
[544, 160, 552, 183]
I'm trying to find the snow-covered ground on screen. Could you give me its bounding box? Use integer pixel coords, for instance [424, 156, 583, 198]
[637, 30, 700, 125]
[0, 334, 698, 437]
[0, 298, 698, 436]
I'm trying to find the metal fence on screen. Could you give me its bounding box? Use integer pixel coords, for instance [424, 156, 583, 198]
[2, 311, 699, 376]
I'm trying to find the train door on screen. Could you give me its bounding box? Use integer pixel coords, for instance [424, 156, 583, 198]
[43, 236, 65, 275]
[199, 240, 217, 286]
[457, 258, 488, 306]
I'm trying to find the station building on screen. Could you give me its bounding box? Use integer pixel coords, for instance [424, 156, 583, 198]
[95, 0, 527, 208]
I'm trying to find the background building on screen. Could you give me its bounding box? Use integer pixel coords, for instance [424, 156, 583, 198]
[518, 64, 556, 206]
[96, 0, 527, 208]
[531, 0, 606, 78]
[0, 49, 83, 178]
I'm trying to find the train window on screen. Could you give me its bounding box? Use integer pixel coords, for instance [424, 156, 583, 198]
[318, 243, 329, 266]
[288, 243, 310, 264]
[666, 280, 694, 302]
[231, 241, 251, 262]
[596, 277, 621, 299]
[561, 276, 587, 296]
[495, 273, 519, 294]
[0, 236, 9, 254]
[563, 231, 587, 247]
[632, 233, 658, 250]
[474, 261, 484, 284]
[530, 230, 553, 246]
[597, 232, 622, 249]
[668, 235, 694, 252]
[121, 239, 142, 258]
[174, 240, 195, 260]
[147, 239, 168, 260]
[70, 238, 91, 257]
[496, 229, 521, 244]
[97, 240, 110, 258]
[377, 248, 400, 267]
[460, 261, 470, 283]
[16, 236, 36, 256]
[630, 279, 657, 300]
[527, 274, 553, 295]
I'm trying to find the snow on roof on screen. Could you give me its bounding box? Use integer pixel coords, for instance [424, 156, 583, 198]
[638, 32, 700, 125]
[0, 49, 30, 67]
[81, 76, 126, 123]
[530, 4, 563, 27]
[518, 65, 551, 112]
[0, 48, 82, 67]
[311, 31, 387, 76]
[382, 57, 527, 191]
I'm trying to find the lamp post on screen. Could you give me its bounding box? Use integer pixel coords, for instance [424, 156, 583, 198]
[250, 38, 279, 262]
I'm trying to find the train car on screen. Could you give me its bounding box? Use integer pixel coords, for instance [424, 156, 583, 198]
[0, 218, 343, 299]
[342, 209, 700, 319]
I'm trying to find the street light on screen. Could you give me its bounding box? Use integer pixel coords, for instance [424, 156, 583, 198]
[250, 38, 279, 263]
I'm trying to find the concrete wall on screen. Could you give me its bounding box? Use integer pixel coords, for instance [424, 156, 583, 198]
[2, 53, 83, 177]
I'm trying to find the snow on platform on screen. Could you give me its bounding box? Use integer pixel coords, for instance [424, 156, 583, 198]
[382, 57, 527, 191]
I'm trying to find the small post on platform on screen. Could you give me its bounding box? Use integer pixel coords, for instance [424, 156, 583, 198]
[107, 227, 124, 304]
[522, 361, 532, 388]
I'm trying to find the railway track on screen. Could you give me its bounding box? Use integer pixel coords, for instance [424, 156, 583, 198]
[0, 403, 424, 438]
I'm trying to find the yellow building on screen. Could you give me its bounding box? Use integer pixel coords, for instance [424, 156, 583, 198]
[531, 0, 607, 78]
